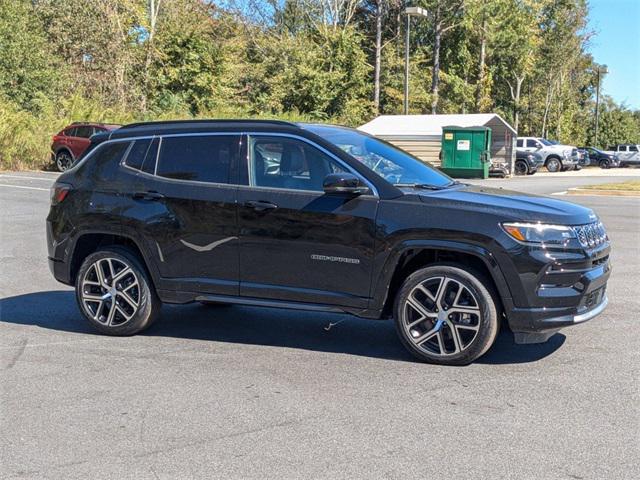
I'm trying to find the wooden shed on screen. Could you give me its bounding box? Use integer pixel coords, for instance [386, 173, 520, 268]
[358, 114, 517, 174]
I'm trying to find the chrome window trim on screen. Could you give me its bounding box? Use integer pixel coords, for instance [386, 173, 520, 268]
[81, 130, 377, 195]
[245, 132, 379, 197]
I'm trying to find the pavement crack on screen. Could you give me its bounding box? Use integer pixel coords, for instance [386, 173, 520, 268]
[2, 338, 27, 370]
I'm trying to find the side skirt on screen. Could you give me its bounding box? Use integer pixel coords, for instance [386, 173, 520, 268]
[157, 289, 384, 319]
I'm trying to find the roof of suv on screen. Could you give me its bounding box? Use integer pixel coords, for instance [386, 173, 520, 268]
[107, 119, 303, 140]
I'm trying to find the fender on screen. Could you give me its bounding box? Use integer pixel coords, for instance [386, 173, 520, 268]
[369, 239, 514, 312]
[65, 227, 161, 288]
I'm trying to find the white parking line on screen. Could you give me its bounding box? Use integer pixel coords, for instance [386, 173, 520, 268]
[0, 174, 57, 181]
[0, 183, 49, 192]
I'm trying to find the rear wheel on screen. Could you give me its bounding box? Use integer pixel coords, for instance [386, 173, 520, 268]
[55, 151, 73, 172]
[546, 157, 562, 172]
[514, 160, 528, 176]
[393, 265, 499, 365]
[75, 247, 160, 335]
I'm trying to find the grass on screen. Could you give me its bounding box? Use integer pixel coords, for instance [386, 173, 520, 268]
[580, 180, 640, 192]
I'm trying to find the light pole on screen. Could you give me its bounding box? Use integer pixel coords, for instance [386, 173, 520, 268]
[594, 65, 608, 147]
[403, 6, 429, 115]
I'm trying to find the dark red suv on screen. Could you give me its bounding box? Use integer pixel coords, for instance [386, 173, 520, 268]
[51, 122, 120, 171]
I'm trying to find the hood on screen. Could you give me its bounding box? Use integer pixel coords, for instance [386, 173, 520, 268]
[416, 184, 596, 225]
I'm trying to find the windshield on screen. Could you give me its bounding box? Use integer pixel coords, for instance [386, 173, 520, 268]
[538, 138, 553, 146]
[301, 124, 453, 187]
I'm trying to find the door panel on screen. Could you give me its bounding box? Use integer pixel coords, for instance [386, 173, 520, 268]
[133, 134, 241, 295]
[238, 135, 378, 307]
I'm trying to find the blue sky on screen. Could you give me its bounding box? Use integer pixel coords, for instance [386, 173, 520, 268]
[587, 0, 640, 109]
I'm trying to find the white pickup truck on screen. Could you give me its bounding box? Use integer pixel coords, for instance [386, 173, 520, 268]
[516, 137, 580, 172]
[605, 144, 640, 167]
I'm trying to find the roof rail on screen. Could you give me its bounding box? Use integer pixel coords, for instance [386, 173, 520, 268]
[120, 119, 299, 130]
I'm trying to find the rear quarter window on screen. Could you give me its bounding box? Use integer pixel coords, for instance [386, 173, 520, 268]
[84, 141, 131, 182]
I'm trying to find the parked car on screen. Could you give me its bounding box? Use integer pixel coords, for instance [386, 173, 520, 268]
[514, 149, 544, 175]
[516, 137, 580, 172]
[47, 120, 611, 365]
[51, 122, 120, 171]
[578, 147, 619, 169]
[605, 144, 640, 167]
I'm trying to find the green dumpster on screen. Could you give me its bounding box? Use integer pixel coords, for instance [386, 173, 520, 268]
[440, 126, 491, 179]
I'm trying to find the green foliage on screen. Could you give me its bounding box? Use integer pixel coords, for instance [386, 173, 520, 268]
[0, 0, 637, 170]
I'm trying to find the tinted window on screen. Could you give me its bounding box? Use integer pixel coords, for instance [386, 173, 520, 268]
[75, 126, 94, 138]
[516, 139, 523, 148]
[87, 141, 130, 179]
[526, 139, 539, 148]
[123, 138, 158, 175]
[65, 127, 77, 137]
[630, 145, 638, 152]
[302, 125, 453, 188]
[156, 135, 239, 183]
[250, 136, 345, 191]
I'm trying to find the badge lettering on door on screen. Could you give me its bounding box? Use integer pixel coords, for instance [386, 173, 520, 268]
[311, 254, 360, 264]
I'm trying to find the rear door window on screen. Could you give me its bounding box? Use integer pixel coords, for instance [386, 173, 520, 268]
[516, 139, 523, 148]
[156, 135, 240, 183]
[75, 126, 94, 138]
[123, 138, 158, 175]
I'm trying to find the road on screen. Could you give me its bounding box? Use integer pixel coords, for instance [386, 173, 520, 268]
[1, 170, 638, 479]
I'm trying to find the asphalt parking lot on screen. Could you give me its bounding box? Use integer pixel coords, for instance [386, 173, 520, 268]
[1, 170, 638, 479]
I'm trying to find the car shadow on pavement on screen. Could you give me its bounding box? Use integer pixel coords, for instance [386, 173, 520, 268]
[0, 290, 565, 365]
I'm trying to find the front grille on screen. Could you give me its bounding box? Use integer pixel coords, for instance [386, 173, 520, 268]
[573, 221, 608, 248]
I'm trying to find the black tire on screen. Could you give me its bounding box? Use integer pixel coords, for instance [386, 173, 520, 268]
[514, 160, 528, 176]
[55, 150, 74, 172]
[393, 265, 499, 366]
[546, 156, 562, 172]
[75, 246, 160, 335]
[599, 159, 610, 169]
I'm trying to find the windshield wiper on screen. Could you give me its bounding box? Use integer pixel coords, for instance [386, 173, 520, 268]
[393, 183, 448, 190]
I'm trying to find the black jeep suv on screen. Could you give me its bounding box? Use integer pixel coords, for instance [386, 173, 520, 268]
[47, 120, 611, 365]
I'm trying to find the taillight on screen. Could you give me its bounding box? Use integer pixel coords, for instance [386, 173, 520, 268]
[50, 183, 72, 205]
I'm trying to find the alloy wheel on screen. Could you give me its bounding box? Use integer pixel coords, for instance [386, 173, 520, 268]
[80, 257, 140, 326]
[546, 158, 561, 172]
[56, 152, 73, 171]
[401, 276, 481, 357]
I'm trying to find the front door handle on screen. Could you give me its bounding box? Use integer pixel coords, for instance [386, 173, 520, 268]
[244, 200, 278, 212]
[133, 191, 165, 201]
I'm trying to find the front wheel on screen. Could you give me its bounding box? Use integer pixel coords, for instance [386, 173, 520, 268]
[393, 265, 499, 365]
[599, 159, 610, 169]
[546, 157, 562, 172]
[75, 247, 160, 335]
[514, 160, 528, 176]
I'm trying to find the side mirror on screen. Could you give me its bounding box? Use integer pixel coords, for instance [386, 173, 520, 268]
[322, 173, 369, 195]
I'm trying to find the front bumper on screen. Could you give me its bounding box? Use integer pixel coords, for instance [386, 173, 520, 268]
[502, 240, 611, 343]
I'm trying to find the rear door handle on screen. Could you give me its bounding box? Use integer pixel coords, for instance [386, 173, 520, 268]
[133, 191, 165, 201]
[244, 200, 278, 212]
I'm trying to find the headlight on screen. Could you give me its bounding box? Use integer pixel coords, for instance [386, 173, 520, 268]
[502, 222, 575, 246]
